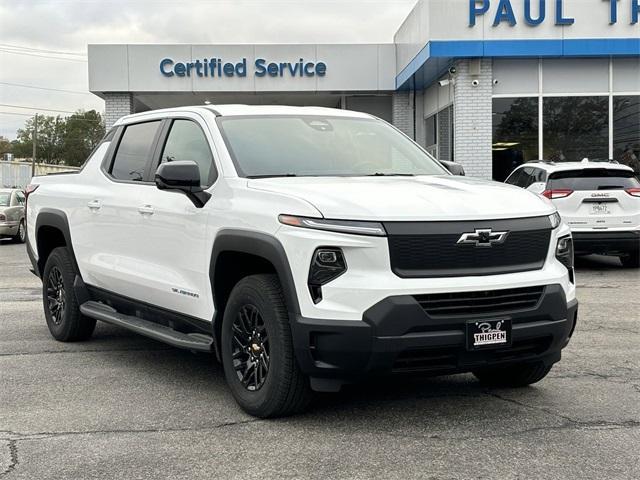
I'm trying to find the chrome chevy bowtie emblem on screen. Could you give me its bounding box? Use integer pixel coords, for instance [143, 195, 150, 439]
[457, 228, 509, 247]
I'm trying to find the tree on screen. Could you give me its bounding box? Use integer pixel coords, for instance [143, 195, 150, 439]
[10, 110, 105, 166]
[60, 110, 105, 166]
[14, 115, 63, 163]
[0, 136, 11, 156]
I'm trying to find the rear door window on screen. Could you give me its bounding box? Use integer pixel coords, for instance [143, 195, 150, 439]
[110, 121, 161, 182]
[548, 169, 640, 191]
[519, 167, 536, 188]
[505, 168, 525, 186]
[531, 168, 547, 184]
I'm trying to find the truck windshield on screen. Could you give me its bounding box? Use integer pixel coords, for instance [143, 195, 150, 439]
[216, 115, 449, 178]
[548, 169, 640, 191]
[0, 193, 10, 206]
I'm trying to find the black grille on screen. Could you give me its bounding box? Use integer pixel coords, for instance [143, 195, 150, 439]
[415, 286, 545, 317]
[384, 216, 552, 278]
[392, 337, 552, 373]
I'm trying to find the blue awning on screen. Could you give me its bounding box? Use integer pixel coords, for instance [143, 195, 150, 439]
[396, 38, 640, 90]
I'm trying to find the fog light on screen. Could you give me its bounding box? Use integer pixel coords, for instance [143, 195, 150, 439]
[308, 248, 347, 303]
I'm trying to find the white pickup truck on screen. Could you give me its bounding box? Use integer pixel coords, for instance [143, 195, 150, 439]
[26, 105, 578, 417]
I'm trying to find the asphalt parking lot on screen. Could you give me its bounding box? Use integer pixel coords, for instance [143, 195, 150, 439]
[0, 241, 638, 480]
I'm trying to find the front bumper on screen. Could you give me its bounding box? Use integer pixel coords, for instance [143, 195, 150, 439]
[573, 231, 640, 255]
[0, 222, 18, 237]
[291, 284, 578, 388]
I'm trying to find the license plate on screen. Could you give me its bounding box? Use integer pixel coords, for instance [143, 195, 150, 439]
[466, 319, 512, 350]
[590, 203, 610, 215]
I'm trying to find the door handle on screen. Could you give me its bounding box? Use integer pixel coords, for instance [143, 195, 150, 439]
[87, 200, 102, 210]
[138, 205, 154, 215]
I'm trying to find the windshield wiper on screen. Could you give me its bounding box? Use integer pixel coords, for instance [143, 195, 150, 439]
[366, 172, 415, 177]
[246, 173, 298, 179]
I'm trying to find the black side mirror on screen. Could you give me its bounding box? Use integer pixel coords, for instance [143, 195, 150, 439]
[440, 160, 466, 176]
[155, 160, 211, 207]
[155, 160, 201, 191]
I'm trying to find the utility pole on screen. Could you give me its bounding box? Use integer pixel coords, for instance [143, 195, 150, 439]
[31, 113, 38, 177]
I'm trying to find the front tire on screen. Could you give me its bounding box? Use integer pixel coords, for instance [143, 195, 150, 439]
[473, 362, 552, 387]
[221, 274, 312, 418]
[42, 247, 96, 341]
[620, 250, 639, 268]
[12, 220, 25, 244]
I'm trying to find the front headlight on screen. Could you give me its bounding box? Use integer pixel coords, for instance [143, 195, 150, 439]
[556, 234, 575, 283]
[279, 214, 386, 237]
[549, 212, 561, 229]
[307, 247, 347, 303]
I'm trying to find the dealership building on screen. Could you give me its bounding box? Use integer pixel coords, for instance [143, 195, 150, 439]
[88, 0, 640, 180]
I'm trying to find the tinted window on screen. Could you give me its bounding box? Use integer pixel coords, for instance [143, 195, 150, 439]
[549, 169, 640, 191]
[505, 168, 524, 186]
[531, 168, 547, 184]
[492, 97, 539, 181]
[217, 116, 448, 178]
[111, 121, 161, 181]
[520, 167, 537, 188]
[16, 192, 25, 206]
[160, 120, 216, 187]
[425, 114, 436, 147]
[543, 96, 609, 162]
[613, 96, 640, 175]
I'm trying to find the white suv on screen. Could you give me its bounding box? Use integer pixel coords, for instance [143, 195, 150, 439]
[506, 160, 640, 267]
[26, 106, 578, 417]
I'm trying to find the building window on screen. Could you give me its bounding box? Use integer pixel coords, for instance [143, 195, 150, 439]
[613, 96, 640, 175]
[438, 106, 453, 162]
[425, 114, 437, 156]
[492, 97, 538, 181]
[543, 96, 609, 163]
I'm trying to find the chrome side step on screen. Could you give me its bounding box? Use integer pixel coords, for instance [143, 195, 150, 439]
[79, 300, 213, 352]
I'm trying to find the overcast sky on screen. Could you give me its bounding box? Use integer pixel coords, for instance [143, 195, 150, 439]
[0, 0, 416, 139]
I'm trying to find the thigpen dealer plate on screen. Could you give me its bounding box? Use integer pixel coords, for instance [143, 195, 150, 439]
[466, 319, 512, 350]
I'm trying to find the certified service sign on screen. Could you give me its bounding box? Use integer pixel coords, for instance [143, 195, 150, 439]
[160, 57, 327, 79]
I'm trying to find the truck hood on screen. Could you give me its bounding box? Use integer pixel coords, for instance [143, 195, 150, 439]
[248, 175, 555, 221]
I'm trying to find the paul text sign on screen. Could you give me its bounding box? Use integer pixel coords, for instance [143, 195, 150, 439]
[469, 0, 640, 27]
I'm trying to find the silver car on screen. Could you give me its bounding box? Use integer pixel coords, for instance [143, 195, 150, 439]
[0, 188, 26, 243]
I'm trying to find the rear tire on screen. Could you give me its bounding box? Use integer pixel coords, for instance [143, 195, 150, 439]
[620, 250, 639, 268]
[221, 274, 312, 418]
[473, 362, 552, 387]
[12, 220, 25, 244]
[42, 247, 96, 341]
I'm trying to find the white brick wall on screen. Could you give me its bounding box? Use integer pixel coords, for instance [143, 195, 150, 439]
[105, 93, 134, 129]
[453, 59, 493, 179]
[392, 91, 414, 138]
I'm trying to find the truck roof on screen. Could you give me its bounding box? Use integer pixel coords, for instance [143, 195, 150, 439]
[115, 105, 373, 126]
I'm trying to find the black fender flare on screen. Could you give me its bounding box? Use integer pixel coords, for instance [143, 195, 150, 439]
[34, 209, 79, 276]
[209, 230, 302, 360]
[210, 229, 301, 317]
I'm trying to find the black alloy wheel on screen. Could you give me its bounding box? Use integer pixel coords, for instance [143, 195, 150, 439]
[42, 247, 96, 341]
[221, 274, 312, 418]
[46, 266, 66, 325]
[232, 304, 270, 391]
